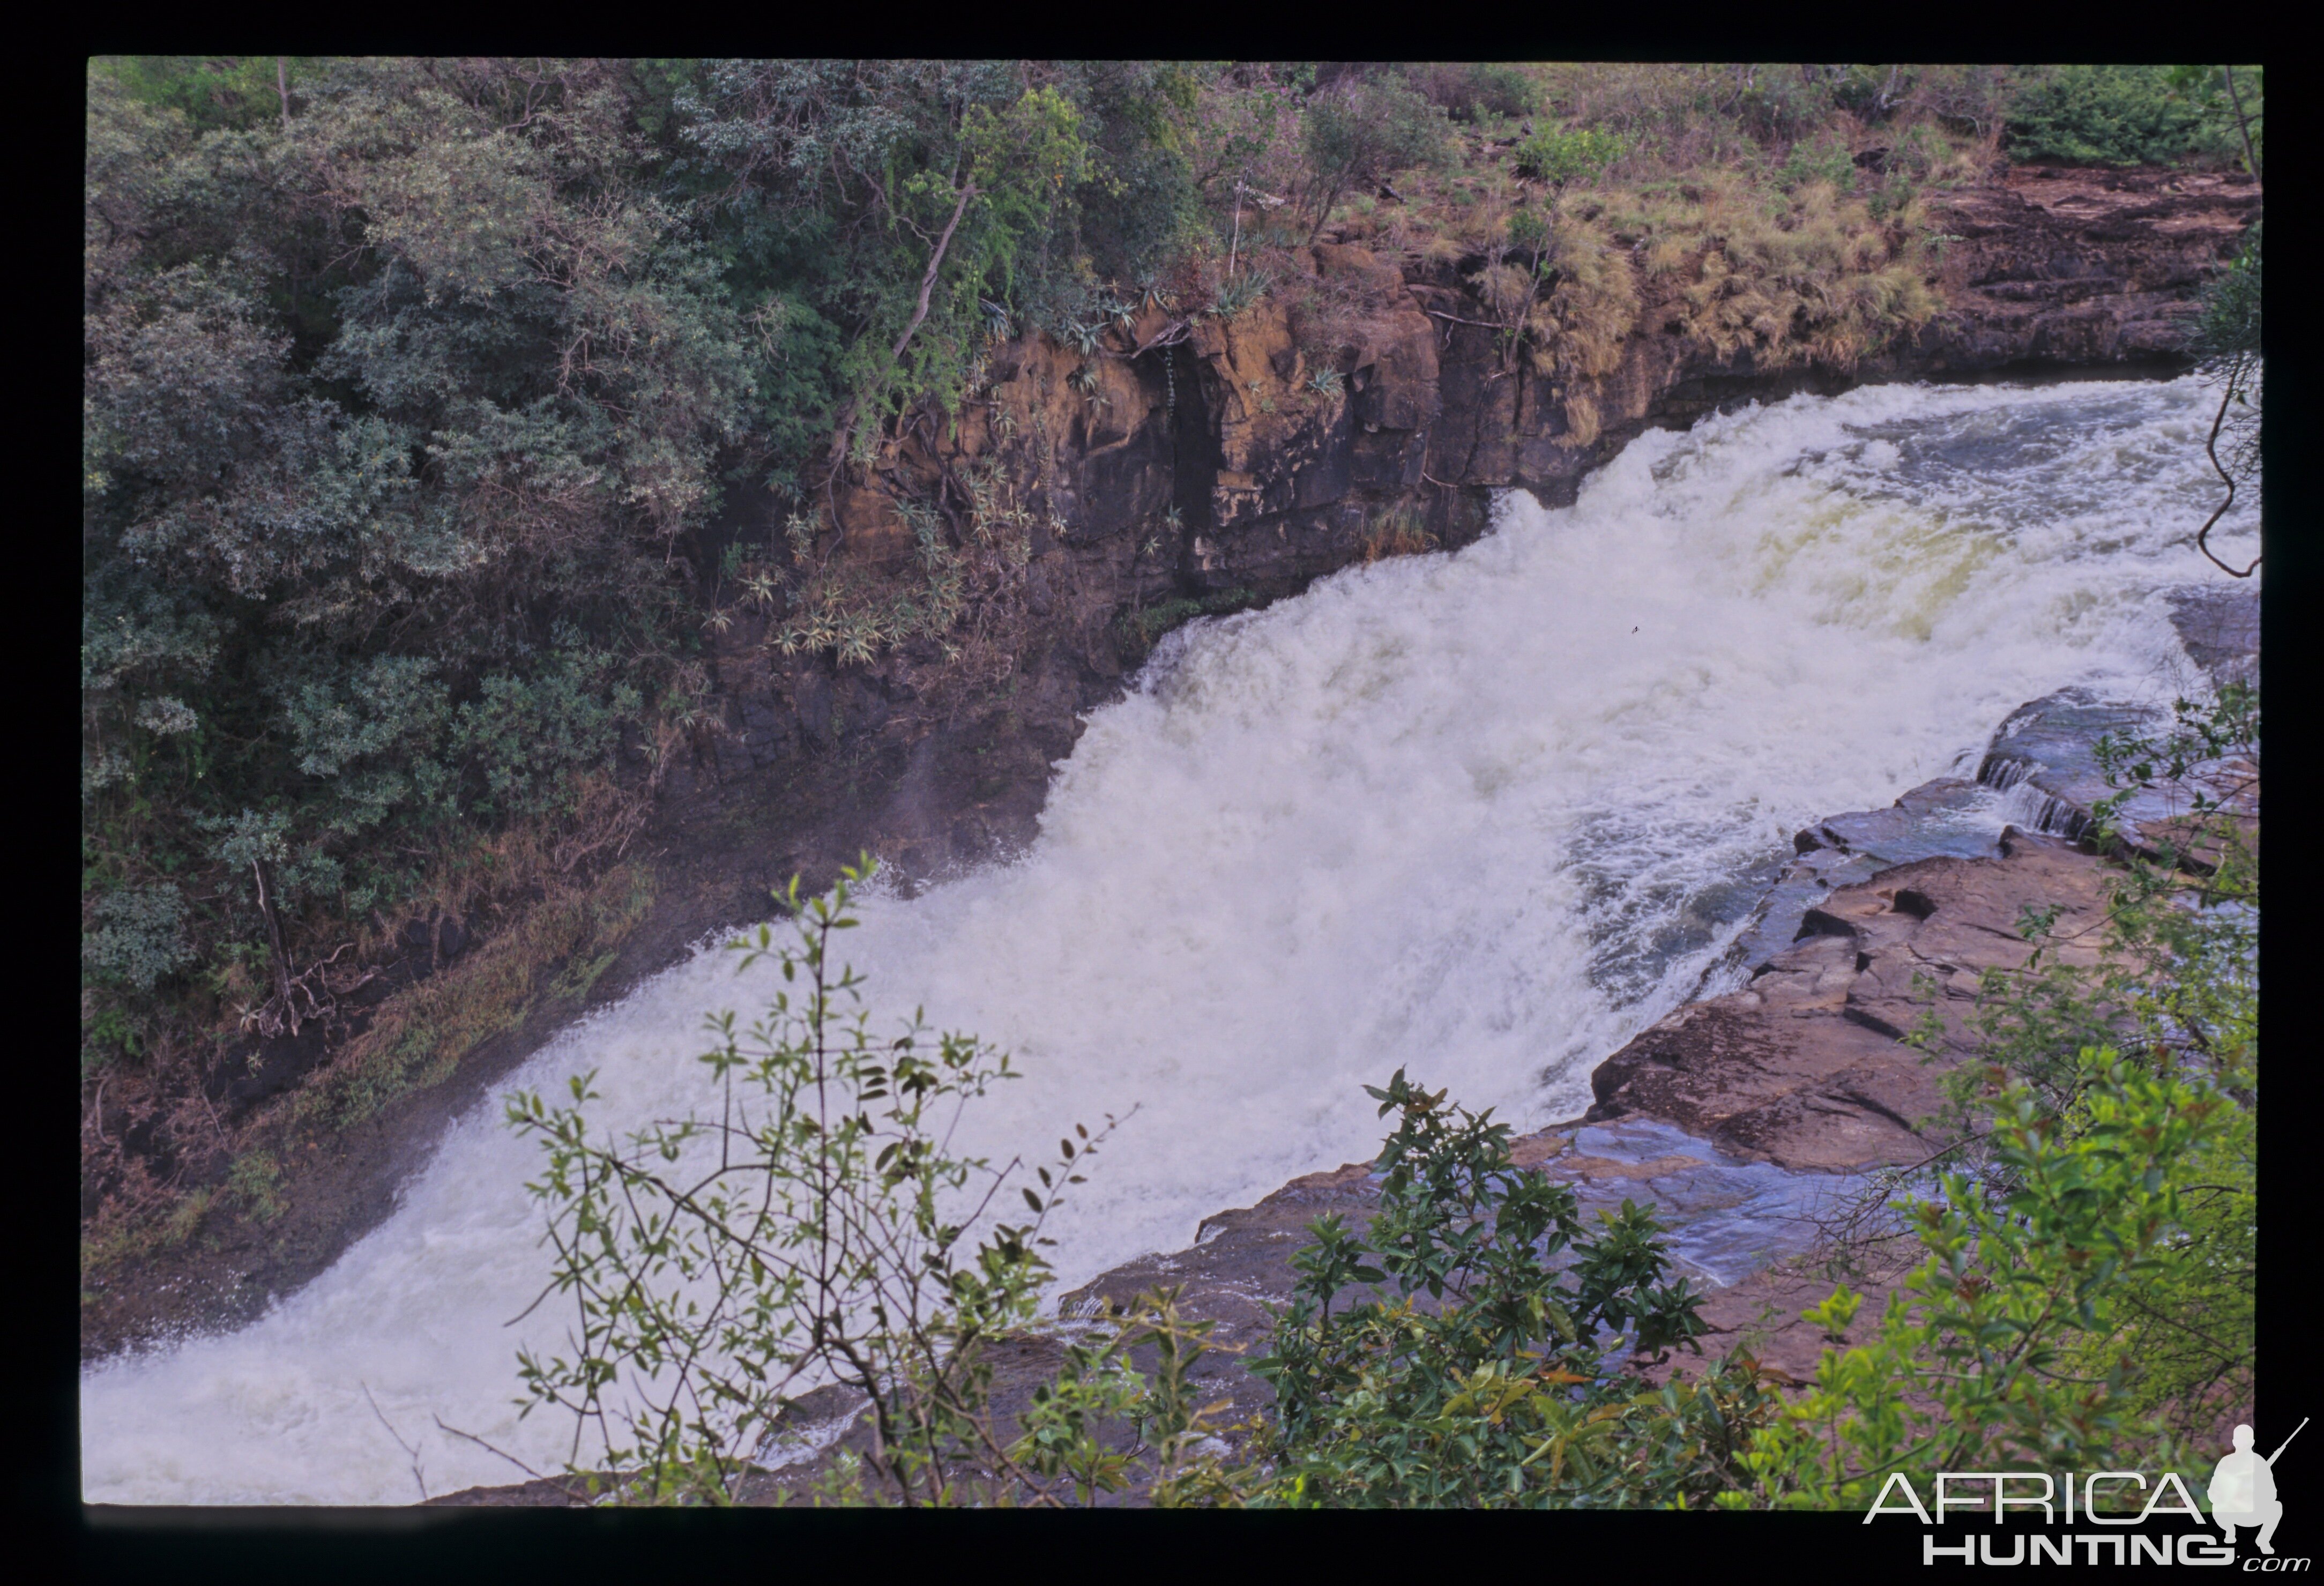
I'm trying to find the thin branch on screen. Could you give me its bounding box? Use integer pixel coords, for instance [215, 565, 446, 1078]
[361, 1381, 429, 1502]
[1425, 308, 1504, 330]
[2195, 379, 2260, 578]
[433, 1416, 571, 1495]
[826, 181, 981, 476]
[2223, 66, 2260, 184]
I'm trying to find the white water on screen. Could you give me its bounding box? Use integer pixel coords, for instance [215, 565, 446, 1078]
[82, 377, 2258, 1504]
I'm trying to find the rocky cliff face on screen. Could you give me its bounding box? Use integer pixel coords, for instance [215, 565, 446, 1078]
[681, 165, 2256, 876]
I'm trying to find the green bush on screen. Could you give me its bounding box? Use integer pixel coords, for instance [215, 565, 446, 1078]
[2006, 65, 2232, 167]
[82, 882, 193, 992]
[505, 861, 1238, 1506]
[1301, 74, 1451, 239]
[452, 646, 642, 822]
[1775, 137, 1857, 194]
[1512, 126, 1626, 189]
[1246, 1070, 1753, 1507]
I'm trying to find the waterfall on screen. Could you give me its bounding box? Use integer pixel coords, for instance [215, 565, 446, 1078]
[81, 375, 2259, 1503]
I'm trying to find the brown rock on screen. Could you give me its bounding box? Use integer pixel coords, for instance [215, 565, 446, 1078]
[1589, 832, 2116, 1169]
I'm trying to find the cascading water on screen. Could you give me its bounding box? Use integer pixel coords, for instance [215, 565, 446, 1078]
[81, 376, 2258, 1504]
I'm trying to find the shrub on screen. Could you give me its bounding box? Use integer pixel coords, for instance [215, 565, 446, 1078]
[1735, 1049, 2232, 1506]
[82, 883, 194, 992]
[1407, 63, 1540, 124]
[1775, 136, 1857, 194]
[452, 646, 643, 822]
[2005, 65, 2230, 167]
[505, 861, 1237, 1506]
[1511, 126, 1626, 189]
[1115, 588, 1258, 659]
[1246, 1069, 1752, 1507]
[1301, 75, 1451, 242]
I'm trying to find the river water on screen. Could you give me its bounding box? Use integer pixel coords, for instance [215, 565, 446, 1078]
[81, 376, 2259, 1504]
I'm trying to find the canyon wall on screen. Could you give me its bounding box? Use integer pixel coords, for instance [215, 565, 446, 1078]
[682, 166, 2258, 874]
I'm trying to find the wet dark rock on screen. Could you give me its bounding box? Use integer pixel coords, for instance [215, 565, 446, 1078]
[222, 1019, 333, 1116]
[2168, 585, 2260, 688]
[1737, 778, 2004, 974]
[1976, 687, 2165, 844]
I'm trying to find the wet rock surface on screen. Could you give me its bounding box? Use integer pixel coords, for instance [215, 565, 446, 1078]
[2169, 585, 2260, 689]
[1590, 829, 2112, 1171]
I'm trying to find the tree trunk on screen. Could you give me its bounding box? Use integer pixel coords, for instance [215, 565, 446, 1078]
[827, 181, 979, 475]
[253, 858, 300, 1029]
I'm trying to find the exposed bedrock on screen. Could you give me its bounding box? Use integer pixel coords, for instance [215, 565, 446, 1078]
[1586, 829, 2111, 1172]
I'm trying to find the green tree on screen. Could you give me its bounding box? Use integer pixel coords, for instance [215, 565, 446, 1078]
[1298, 72, 1450, 244]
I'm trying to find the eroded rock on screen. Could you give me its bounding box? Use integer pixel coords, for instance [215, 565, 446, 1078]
[1589, 830, 2113, 1170]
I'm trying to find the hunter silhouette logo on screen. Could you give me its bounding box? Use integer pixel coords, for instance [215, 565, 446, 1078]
[2212, 1418, 2303, 1557]
[1866, 1417, 2310, 1566]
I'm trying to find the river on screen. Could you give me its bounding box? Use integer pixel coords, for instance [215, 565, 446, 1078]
[81, 375, 2259, 1504]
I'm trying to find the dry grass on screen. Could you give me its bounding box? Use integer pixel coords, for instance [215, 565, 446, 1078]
[1360, 502, 1439, 562]
[1333, 69, 1963, 384]
[1648, 180, 1941, 369]
[1524, 216, 1642, 383]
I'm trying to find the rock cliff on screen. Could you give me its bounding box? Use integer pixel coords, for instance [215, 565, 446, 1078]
[679, 165, 2256, 880]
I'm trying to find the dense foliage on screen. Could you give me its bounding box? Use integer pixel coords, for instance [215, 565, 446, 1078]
[1244, 1072, 1767, 1507]
[2006, 65, 2256, 169]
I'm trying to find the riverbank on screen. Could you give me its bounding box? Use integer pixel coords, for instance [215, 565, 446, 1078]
[415, 577, 2256, 1506]
[77, 156, 2255, 1365]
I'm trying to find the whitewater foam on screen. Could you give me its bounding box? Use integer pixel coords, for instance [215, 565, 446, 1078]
[81, 376, 2258, 1503]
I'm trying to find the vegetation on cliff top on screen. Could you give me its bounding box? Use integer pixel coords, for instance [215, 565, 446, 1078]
[81, 58, 2262, 1311]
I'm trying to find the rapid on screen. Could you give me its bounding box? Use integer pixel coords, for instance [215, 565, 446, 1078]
[81, 376, 2259, 1504]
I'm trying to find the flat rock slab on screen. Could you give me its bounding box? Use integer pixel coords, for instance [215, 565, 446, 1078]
[1730, 777, 2009, 972]
[2168, 585, 2260, 689]
[1590, 830, 2114, 1171]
